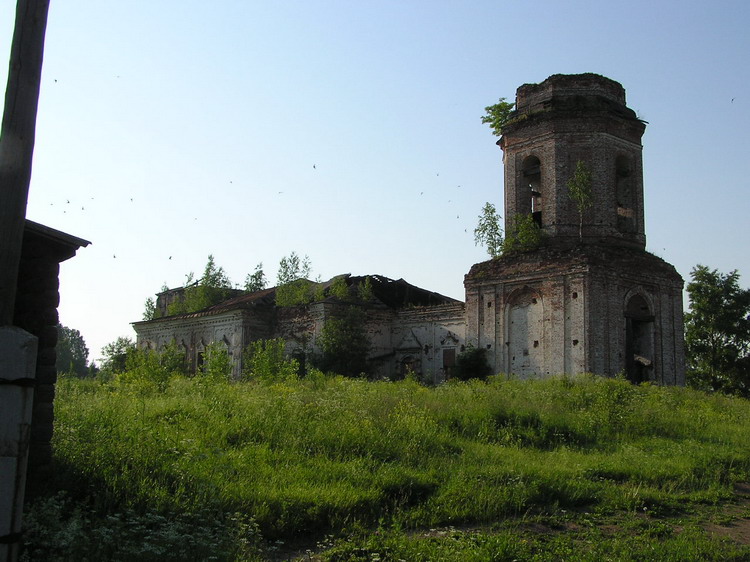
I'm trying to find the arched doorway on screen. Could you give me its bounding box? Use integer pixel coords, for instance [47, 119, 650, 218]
[507, 288, 544, 377]
[625, 293, 654, 383]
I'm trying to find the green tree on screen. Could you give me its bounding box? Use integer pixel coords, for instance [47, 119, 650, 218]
[100, 336, 135, 376]
[329, 276, 350, 300]
[244, 262, 267, 292]
[168, 255, 233, 315]
[567, 160, 593, 241]
[481, 97, 515, 137]
[242, 338, 299, 383]
[56, 324, 89, 377]
[143, 297, 157, 320]
[474, 202, 504, 258]
[358, 276, 375, 302]
[685, 265, 750, 397]
[275, 252, 314, 307]
[316, 307, 370, 377]
[276, 252, 311, 285]
[503, 213, 543, 254]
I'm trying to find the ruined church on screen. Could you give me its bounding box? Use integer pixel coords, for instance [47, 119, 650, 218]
[133, 74, 685, 385]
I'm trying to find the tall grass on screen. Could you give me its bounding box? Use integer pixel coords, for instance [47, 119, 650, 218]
[28, 373, 750, 558]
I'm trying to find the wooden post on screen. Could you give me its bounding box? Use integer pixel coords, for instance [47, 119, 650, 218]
[0, 2, 50, 561]
[0, 0, 51, 325]
[0, 328, 37, 562]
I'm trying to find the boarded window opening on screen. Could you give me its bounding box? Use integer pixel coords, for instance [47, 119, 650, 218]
[616, 155, 636, 233]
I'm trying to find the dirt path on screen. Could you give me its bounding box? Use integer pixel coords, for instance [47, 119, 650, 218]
[703, 482, 750, 545]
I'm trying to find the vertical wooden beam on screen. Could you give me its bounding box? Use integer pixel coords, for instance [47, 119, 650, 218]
[0, 3, 50, 560]
[0, 328, 37, 562]
[0, 0, 51, 326]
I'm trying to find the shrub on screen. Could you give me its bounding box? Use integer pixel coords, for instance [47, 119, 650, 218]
[197, 342, 232, 382]
[452, 346, 493, 381]
[117, 341, 187, 392]
[242, 338, 299, 383]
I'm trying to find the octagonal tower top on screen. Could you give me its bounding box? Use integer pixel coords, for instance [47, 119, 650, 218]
[515, 73, 627, 113]
[499, 73, 646, 249]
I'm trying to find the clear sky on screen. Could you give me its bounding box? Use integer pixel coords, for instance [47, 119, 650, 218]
[2, 1, 749, 363]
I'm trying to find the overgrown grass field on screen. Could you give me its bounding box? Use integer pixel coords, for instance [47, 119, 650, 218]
[23, 374, 750, 560]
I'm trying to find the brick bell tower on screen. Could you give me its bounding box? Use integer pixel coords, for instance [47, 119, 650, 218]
[465, 74, 685, 384]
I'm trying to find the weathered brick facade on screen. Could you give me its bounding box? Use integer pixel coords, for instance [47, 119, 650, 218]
[465, 74, 684, 383]
[134, 276, 465, 383]
[135, 74, 685, 385]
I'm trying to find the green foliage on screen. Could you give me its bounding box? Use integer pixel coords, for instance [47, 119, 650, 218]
[318, 520, 748, 561]
[56, 324, 89, 377]
[567, 160, 593, 240]
[474, 202, 504, 258]
[37, 373, 750, 558]
[242, 338, 299, 383]
[685, 265, 750, 397]
[118, 341, 187, 392]
[198, 342, 232, 382]
[358, 276, 375, 302]
[100, 336, 135, 376]
[167, 255, 233, 315]
[452, 345, 493, 381]
[275, 278, 314, 307]
[275, 252, 314, 307]
[142, 297, 157, 320]
[481, 97, 515, 137]
[244, 262, 267, 293]
[503, 213, 543, 254]
[276, 251, 311, 285]
[329, 275, 350, 300]
[316, 307, 371, 377]
[21, 492, 264, 561]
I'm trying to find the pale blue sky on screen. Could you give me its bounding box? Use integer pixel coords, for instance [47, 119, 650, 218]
[2, 1, 749, 362]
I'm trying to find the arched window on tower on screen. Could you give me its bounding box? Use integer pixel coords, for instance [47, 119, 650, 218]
[616, 155, 635, 233]
[522, 156, 542, 227]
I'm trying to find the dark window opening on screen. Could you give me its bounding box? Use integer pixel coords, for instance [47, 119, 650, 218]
[522, 156, 542, 227]
[443, 348, 456, 379]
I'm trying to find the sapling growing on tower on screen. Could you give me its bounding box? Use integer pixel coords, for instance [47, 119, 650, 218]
[474, 202, 504, 258]
[567, 160, 593, 241]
